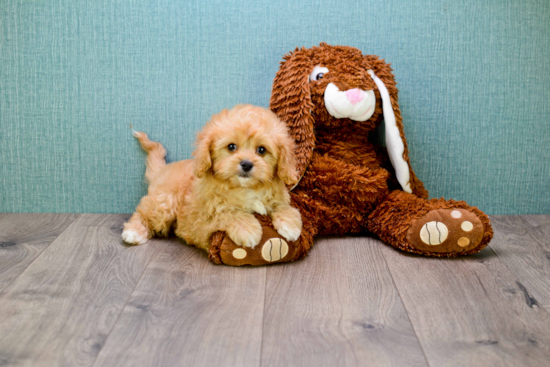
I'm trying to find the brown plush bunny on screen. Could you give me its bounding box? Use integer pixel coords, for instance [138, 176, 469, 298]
[209, 43, 493, 266]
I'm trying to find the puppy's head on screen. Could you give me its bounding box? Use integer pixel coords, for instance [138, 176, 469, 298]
[193, 105, 297, 188]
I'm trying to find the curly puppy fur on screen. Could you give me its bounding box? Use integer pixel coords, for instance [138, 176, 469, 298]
[122, 105, 302, 251]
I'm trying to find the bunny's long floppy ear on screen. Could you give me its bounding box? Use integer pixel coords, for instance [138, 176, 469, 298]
[270, 48, 315, 186]
[366, 58, 428, 199]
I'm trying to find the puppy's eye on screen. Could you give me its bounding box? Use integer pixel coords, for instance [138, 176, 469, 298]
[228, 144, 237, 151]
[256, 146, 267, 155]
[309, 66, 329, 82]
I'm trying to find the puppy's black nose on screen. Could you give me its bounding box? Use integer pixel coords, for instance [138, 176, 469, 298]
[240, 160, 253, 172]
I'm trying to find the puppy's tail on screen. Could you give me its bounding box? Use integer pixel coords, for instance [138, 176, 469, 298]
[133, 131, 167, 183]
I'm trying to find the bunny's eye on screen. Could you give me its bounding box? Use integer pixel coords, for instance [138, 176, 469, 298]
[309, 66, 329, 82]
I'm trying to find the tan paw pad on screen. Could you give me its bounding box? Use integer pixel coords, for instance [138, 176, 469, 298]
[419, 221, 449, 245]
[232, 248, 247, 259]
[458, 237, 470, 247]
[218, 225, 299, 266]
[461, 221, 473, 232]
[407, 208, 485, 253]
[261, 238, 289, 262]
[451, 210, 462, 218]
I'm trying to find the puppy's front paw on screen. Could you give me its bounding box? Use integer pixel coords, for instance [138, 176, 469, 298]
[274, 220, 301, 242]
[227, 219, 263, 249]
[272, 207, 302, 242]
[122, 229, 148, 245]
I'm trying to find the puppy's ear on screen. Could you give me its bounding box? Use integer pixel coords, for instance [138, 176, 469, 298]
[270, 47, 314, 183]
[192, 129, 213, 178]
[276, 134, 298, 187]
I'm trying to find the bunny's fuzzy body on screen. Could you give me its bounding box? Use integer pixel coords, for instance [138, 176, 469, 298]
[209, 44, 493, 264]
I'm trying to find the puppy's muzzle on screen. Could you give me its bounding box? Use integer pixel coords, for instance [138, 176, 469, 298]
[240, 160, 254, 175]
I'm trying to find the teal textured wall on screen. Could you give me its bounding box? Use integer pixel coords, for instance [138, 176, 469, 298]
[1, 0, 549, 215]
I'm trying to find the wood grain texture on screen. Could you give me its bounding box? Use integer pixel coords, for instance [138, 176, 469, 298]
[1, 213, 550, 367]
[380, 242, 550, 367]
[491, 215, 550, 311]
[93, 239, 267, 367]
[0, 213, 78, 292]
[260, 237, 428, 367]
[0, 214, 157, 367]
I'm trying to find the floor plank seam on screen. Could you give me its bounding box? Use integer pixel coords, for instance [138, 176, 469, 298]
[258, 266, 268, 367]
[90, 242, 159, 367]
[0, 214, 80, 296]
[378, 244, 432, 367]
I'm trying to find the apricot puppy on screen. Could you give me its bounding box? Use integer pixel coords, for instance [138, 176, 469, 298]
[122, 105, 302, 252]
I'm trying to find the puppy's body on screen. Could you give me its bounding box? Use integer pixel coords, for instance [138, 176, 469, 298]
[175, 165, 295, 250]
[123, 105, 302, 251]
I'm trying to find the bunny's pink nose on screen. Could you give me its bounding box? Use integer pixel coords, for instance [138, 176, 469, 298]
[345, 88, 364, 104]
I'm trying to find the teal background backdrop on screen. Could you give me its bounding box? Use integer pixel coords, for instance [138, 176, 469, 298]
[1, 0, 549, 215]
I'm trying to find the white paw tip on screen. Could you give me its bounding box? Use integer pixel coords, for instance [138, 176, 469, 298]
[122, 230, 147, 245]
[276, 223, 301, 242]
[238, 233, 262, 249]
[232, 248, 247, 259]
[461, 221, 473, 232]
[451, 210, 462, 218]
[420, 221, 449, 245]
[261, 238, 289, 262]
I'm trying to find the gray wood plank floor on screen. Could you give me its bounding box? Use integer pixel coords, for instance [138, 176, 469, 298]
[0, 213, 78, 293]
[261, 237, 427, 367]
[0, 214, 549, 367]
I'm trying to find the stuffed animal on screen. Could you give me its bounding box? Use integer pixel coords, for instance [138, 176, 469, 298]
[209, 43, 493, 266]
